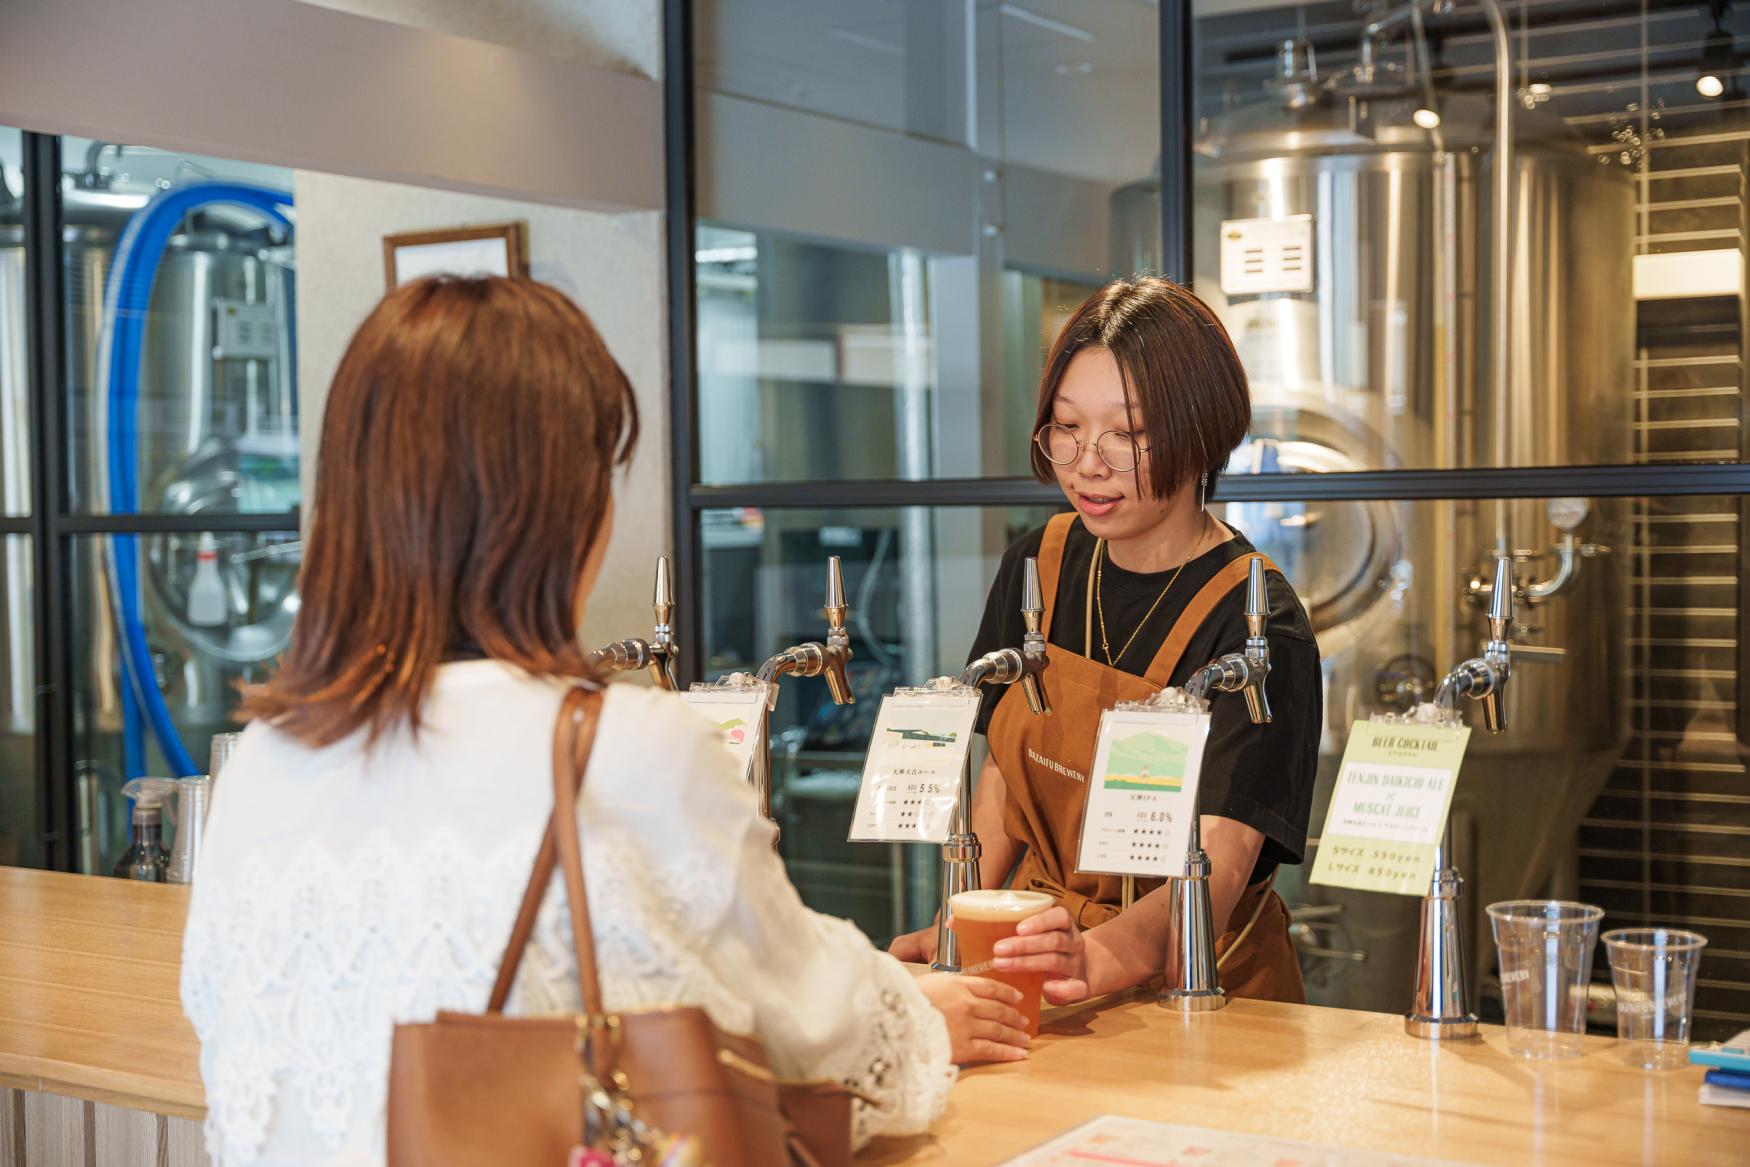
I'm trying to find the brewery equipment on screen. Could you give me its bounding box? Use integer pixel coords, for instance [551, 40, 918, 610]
[591, 557, 681, 690]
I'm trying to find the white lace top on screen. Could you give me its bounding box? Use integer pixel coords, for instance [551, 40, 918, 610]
[180, 662, 955, 1167]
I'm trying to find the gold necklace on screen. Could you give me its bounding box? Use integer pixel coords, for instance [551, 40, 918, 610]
[1095, 517, 1211, 668]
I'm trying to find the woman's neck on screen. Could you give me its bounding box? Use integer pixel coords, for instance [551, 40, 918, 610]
[1102, 506, 1220, 573]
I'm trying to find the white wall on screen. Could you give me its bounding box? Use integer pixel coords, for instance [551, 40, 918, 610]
[293, 172, 671, 653]
[295, 0, 661, 77]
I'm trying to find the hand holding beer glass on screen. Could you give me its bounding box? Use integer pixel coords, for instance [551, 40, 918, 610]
[949, 889, 1057, 1035]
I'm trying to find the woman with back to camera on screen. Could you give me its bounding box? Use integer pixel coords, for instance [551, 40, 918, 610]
[180, 276, 1029, 1167]
[892, 276, 1322, 1005]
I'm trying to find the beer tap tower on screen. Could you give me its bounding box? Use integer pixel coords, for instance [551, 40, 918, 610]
[751, 557, 855, 838]
[590, 557, 681, 691]
[1160, 557, 1274, 1012]
[933, 558, 1052, 973]
[1405, 554, 1515, 1040]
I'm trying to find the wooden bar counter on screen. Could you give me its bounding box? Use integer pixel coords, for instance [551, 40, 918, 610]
[3, 866, 1746, 1165]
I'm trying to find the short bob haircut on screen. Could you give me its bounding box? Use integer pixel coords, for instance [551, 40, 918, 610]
[1030, 277, 1251, 500]
[242, 276, 638, 747]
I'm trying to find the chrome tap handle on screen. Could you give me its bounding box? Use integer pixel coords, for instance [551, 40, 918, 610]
[648, 556, 679, 691]
[1244, 556, 1269, 641]
[1486, 553, 1514, 646]
[1019, 557, 1052, 716]
[822, 557, 854, 706]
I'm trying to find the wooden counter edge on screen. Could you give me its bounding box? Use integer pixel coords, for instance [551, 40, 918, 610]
[0, 1057, 206, 1121]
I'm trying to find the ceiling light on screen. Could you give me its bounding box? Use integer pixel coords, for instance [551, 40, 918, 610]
[1697, 0, 1737, 99]
[1412, 106, 1443, 129]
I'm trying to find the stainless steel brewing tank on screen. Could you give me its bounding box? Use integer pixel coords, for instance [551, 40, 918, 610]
[1192, 92, 1634, 1012]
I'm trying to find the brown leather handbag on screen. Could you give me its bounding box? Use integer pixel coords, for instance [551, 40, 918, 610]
[387, 686, 854, 1167]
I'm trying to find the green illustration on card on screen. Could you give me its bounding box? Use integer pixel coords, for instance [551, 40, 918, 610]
[1103, 731, 1188, 792]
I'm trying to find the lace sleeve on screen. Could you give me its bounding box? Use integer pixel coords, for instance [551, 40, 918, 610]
[704, 819, 956, 1150]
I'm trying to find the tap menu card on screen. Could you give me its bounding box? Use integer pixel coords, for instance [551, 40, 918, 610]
[849, 689, 981, 844]
[1074, 709, 1211, 880]
[1309, 719, 1471, 896]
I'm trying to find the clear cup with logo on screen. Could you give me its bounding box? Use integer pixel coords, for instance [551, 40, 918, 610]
[1603, 927, 1707, 1069]
[1486, 900, 1605, 1059]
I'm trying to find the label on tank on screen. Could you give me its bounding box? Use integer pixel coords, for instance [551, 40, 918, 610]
[1219, 215, 1315, 296]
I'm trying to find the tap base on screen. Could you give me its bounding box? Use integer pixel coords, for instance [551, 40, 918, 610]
[1404, 1012, 1479, 1040]
[1158, 986, 1227, 1012]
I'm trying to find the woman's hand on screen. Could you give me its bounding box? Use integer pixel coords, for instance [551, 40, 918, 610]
[914, 972, 1030, 1064]
[994, 906, 1089, 1005]
[888, 924, 939, 965]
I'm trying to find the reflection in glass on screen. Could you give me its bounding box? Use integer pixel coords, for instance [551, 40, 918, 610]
[0, 126, 30, 516]
[72, 530, 298, 874]
[60, 140, 299, 514]
[700, 504, 1057, 941]
[0, 536, 34, 868]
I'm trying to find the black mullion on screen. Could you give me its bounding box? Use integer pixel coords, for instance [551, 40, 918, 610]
[0, 518, 31, 535]
[23, 132, 74, 872]
[690, 463, 1750, 511]
[665, 0, 703, 686]
[1160, 0, 1194, 281]
[59, 512, 302, 535]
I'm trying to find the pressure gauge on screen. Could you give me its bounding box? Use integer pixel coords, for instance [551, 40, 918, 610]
[1547, 497, 1590, 532]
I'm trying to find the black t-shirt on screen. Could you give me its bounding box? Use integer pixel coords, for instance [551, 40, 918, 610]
[968, 517, 1322, 884]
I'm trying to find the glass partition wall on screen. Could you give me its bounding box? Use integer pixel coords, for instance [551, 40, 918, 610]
[679, 0, 1750, 1039]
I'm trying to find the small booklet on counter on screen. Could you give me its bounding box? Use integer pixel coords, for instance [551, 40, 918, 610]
[999, 1116, 1484, 1166]
[1692, 1028, 1750, 1109]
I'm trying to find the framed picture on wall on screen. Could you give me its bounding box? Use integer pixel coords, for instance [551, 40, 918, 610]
[383, 222, 529, 288]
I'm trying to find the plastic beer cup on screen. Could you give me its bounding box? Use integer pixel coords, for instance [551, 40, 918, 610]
[949, 889, 1056, 1035]
[1604, 927, 1707, 1069]
[1487, 900, 1604, 1059]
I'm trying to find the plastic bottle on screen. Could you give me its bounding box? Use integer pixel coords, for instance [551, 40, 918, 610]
[114, 778, 177, 882]
[188, 533, 226, 626]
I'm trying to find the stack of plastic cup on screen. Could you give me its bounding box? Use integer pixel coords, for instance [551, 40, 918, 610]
[1487, 900, 1605, 1059]
[1604, 928, 1708, 1069]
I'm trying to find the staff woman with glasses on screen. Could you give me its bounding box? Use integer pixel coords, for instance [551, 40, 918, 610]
[892, 276, 1321, 1006]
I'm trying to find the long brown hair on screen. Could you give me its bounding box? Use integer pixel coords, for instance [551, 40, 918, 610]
[1030, 277, 1250, 499]
[243, 276, 638, 746]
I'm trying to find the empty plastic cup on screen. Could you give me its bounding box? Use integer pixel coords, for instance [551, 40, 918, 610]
[1603, 928, 1707, 1069]
[1487, 900, 1605, 1059]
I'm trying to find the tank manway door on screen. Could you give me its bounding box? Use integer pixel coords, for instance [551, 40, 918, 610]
[1220, 216, 1314, 297]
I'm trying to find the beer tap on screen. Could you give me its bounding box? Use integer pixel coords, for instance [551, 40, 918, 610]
[750, 557, 855, 840]
[589, 557, 681, 692]
[1406, 553, 1514, 1040]
[934, 558, 1052, 973]
[1160, 557, 1273, 1013]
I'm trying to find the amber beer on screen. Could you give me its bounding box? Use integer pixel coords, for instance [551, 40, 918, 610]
[949, 889, 1057, 1035]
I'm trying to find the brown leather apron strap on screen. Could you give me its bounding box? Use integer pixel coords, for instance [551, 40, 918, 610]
[1035, 512, 1077, 640]
[1019, 870, 1121, 931]
[1142, 552, 1280, 688]
[1214, 870, 1276, 971]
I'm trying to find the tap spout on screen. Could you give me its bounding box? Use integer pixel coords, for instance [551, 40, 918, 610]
[1184, 558, 1273, 724]
[592, 638, 652, 674]
[1437, 555, 1514, 733]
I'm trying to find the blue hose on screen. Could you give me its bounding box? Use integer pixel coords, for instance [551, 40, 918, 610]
[101, 182, 294, 778]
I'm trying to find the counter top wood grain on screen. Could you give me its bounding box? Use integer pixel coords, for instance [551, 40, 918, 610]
[5, 866, 1747, 1164]
[0, 866, 202, 1119]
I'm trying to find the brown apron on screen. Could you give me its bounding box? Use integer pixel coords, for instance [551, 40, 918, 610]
[986, 512, 1305, 1004]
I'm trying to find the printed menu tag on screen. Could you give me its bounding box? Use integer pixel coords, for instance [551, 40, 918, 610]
[1000, 1115, 1479, 1166]
[1309, 719, 1471, 896]
[1075, 709, 1211, 879]
[849, 689, 981, 844]
[679, 686, 768, 785]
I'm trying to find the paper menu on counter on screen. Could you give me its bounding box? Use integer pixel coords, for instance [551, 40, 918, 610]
[679, 685, 768, 785]
[999, 1115, 1485, 1166]
[1308, 719, 1471, 896]
[848, 688, 981, 844]
[1074, 709, 1211, 879]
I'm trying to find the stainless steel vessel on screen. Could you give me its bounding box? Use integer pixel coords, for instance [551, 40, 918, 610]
[1111, 73, 1636, 1011]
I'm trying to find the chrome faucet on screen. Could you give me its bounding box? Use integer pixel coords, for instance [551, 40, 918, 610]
[750, 557, 855, 843]
[1161, 556, 1273, 1013]
[933, 558, 1052, 973]
[1405, 553, 1515, 1041]
[589, 558, 681, 692]
[1183, 557, 1273, 723]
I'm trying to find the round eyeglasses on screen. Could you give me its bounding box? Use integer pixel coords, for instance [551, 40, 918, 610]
[1034, 424, 1148, 473]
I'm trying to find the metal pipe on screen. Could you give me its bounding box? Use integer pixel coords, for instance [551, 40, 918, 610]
[1478, 0, 1514, 555]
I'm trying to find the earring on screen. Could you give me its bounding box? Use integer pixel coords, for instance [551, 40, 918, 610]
[1198, 471, 1208, 513]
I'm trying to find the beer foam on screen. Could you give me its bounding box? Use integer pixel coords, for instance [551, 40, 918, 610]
[949, 889, 1055, 922]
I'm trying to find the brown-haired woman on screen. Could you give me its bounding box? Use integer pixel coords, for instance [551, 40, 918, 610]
[180, 277, 1026, 1167]
[892, 276, 1321, 1006]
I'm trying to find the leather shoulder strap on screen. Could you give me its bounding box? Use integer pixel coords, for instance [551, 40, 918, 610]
[1142, 552, 1280, 688]
[487, 685, 605, 1014]
[1036, 511, 1077, 640]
